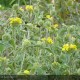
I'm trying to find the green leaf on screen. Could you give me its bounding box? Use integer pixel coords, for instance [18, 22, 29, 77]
[0, 43, 4, 52]
[0, 21, 4, 26]
[9, 0, 16, 5]
[36, 68, 45, 75]
[45, 47, 53, 53]
[9, 39, 15, 48]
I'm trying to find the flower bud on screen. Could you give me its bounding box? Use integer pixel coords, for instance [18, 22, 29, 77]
[22, 39, 31, 49]
[12, 4, 19, 10]
[23, 70, 30, 75]
[52, 61, 60, 68]
[2, 33, 11, 41]
[37, 41, 43, 45]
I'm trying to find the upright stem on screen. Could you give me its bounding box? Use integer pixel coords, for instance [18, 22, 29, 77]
[12, 27, 16, 49]
[20, 53, 25, 72]
[18, 0, 20, 5]
[46, 28, 48, 37]
[27, 29, 30, 39]
[30, 0, 32, 5]
[54, 54, 56, 62]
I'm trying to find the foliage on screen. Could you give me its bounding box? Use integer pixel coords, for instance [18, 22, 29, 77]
[0, 0, 27, 7]
[0, 0, 80, 75]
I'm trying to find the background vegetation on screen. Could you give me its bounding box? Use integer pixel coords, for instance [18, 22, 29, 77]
[0, 0, 80, 75]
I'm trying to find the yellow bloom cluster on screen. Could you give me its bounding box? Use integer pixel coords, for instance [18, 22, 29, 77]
[69, 44, 77, 49]
[25, 5, 33, 11]
[46, 15, 52, 20]
[62, 44, 69, 51]
[41, 37, 53, 44]
[47, 37, 53, 44]
[23, 70, 30, 75]
[9, 17, 22, 25]
[62, 43, 77, 51]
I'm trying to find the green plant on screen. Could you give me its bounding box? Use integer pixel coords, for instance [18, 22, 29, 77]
[0, 0, 80, 75]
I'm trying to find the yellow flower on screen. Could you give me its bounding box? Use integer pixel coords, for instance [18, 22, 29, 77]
[69, 44, 77, 50]
[9, 17, 22, 25]
[23, 70, 30, 75]
[53, 24, 59, 29]
[41, 37, 53, 44]
[46, 15, 52, 20]
[19, 7, 24, 12]
[62, 43, 77, 51]
[47, 37, 53, 44]
[25, 5, 33, 11]
[62, 44, 69, 51]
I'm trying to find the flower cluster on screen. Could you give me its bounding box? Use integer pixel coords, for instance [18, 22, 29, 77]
[9, 17, 22, 26]
[25, 5, 33, 11]
[41, 37, 53, 44]
[47, 37, 53, 44]
[62, 43, 77, 51]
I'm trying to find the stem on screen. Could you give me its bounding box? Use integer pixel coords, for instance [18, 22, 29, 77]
[46, 28, 48, 37]
[12, 27, 16, 49]
[30, 0, 32, 5]
[20, 53, 25, 72]
[27, 29, 30, 39]
[18, 0, 20, 5]
[54, 54, 56, 62]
